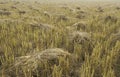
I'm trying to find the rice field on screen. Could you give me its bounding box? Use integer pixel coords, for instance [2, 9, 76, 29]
[0, 0, 120, 77]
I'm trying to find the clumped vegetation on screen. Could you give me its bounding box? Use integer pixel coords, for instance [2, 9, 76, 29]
[0, 10, 11, 16]
[0, 0, 120, 77]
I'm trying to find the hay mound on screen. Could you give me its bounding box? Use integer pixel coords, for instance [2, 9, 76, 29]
[11, 5, 17, 9]
[59, 6, 70, 10]
[69, 8, 76, 13]
[0, 10, 11, 16]
[15, 48, 71, 65]
[104, 15, 118, 23]
[76, 6, 81, 10]
[0, 2, 8, 4]
[68, 31, 91, 44]
[67, 31, 93, 61]
[96, 7, 104, 12]
[43, 11, 51, 18]
[76, 10, 85, 14]
[56, 14, 68, 21]
[59, 6, 75, 13]
[70, 21, 87, 31]
[0, 8, 8, 11]
[18, 10, 26, 15]
[76, 14, 85, 19]
[116, 7, 120, 10]
[30, 23, 55, 31]
[35, 48, 71, 61]
[5, 48, 71, 77]
[75, 11, 86, 19]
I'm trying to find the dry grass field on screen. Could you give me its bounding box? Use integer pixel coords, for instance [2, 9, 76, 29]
[0, 0, 120, 77]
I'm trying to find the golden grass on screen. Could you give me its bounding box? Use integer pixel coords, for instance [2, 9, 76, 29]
[0, 0, 120, 77]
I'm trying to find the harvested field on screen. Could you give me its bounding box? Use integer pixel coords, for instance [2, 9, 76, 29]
[0, 0, 120, 77]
